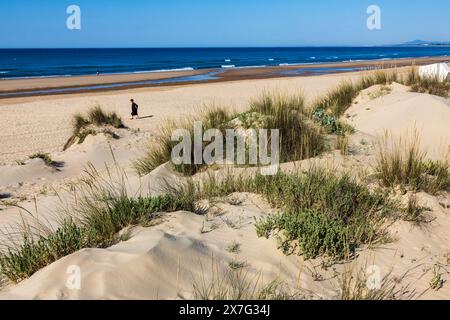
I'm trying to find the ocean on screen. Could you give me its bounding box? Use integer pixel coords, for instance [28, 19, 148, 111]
[1, 47, 450, 79]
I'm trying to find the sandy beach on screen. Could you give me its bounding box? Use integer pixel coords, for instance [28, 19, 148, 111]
[0, 63, 449, 300]
[1, 56, 449, 98]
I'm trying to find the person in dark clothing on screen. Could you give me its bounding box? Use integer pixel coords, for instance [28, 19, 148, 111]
[130, 99, 139, 120]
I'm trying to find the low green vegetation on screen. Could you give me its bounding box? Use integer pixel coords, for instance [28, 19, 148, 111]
[251, 171, 395, 260]
[64, 106, 125, 150]
[0, 167, 197, 283]
[0, 164, 417, 283]
[193, 168, 406, 261]
[429, 265, 444, 291]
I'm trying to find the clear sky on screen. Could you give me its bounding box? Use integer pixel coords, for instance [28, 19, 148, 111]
[0, 0, 449, 48]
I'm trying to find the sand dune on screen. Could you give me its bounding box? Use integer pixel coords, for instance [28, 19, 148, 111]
[0, 72, 449, 300]
[346, 83, 450, 159]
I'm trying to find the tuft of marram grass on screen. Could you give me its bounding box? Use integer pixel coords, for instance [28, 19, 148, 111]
[315, 70, 398, 117]
[64, 106, 125, 150]
[311, 69, 398, 134]
[338, 265, 414, 300]
[249, 92, 325, 163]
[134, 106, 236, 176]
[192, 261, 298, 300]
[29, 153, 55, 166]
[135, 94, 325, 177]
[376, 131, 449, 194]
[403, 67, 450, 98]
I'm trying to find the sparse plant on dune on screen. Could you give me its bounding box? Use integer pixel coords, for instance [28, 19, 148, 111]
[192, 261, 298, 300]
[375, 131, 449, 194]
[134, 106, 236, 176]
[403, 67, 450, 98]
[29, 152, 56, 166]
[251, 169, 396, 260]
[64, 105, 125, 150]
[338, 264, 414, 300]
[249, 92, 325, 163]
[429, 265, 444, 291]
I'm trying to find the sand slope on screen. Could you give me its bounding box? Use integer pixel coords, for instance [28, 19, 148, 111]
[0, 77, 449, 300]
[345, 83, 450, 159]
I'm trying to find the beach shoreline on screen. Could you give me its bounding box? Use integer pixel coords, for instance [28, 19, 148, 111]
[1, 56, 449, 99]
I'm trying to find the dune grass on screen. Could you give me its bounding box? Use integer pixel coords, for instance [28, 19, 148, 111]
[311, 70, 398, 134]
[29, 153, 55, 166]
[0, 161, 425, 284]
[187, 167, 401, 261]
[0, 166, 197, 283]
[134, 106, 236, 176]
[249, 92, 325, 163]
[338, 265, 413, 300]
[404, 67, 450, 98]
[192, 261, 298, 300]
[134, 96, 325, 176]
[64, 106, 125, 150]
[376, 132, 450, 194]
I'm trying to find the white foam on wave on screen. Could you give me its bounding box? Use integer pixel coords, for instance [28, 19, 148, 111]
[221, 65, 235, 68]
[2, 74, 73, 80]
[132, 67, 195, 74]
[235, 65, 267, 69]
[1, 67, 196, 80]
[279, 62, 315, 66]
[268, 58, 274, 61]
[224, 59, 231, 62]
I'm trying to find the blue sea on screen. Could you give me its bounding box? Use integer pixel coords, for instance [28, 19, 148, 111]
[1, 47, 450, 79]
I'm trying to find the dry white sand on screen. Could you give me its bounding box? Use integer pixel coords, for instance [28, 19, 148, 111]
[0, 72, 449, 300]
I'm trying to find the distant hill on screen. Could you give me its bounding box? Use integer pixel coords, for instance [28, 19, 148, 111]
[395, 40, 450, 47]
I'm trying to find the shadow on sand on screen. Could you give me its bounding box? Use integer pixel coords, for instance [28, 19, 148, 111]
[137, 115, 154, 120]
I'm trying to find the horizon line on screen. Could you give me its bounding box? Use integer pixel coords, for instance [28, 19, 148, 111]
[0, 45, 436, 50]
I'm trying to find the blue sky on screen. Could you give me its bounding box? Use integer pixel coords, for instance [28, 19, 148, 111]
[0, 0, 449, 48]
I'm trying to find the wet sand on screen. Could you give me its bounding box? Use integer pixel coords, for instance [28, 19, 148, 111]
[1, 56, 449, 98]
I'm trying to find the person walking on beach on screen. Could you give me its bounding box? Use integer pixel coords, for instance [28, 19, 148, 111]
[130, 99, 139, 120]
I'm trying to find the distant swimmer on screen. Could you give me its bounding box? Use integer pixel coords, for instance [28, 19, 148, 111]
[130, 99, 139, 120]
